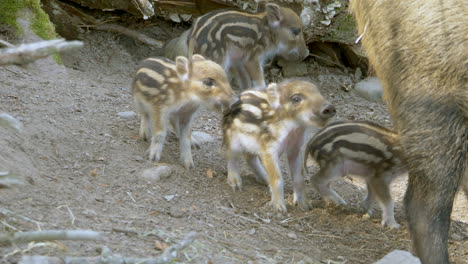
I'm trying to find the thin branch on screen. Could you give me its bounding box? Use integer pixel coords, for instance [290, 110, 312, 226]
[0, 230, 101, 246]
[18, 231, 198, 264]
[0, 208, 43, 228]
[93, 24, 164, 48]
[0, 39, 84, 66]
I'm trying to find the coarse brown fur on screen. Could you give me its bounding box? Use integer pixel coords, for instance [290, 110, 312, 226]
[350, 1, 467, 263]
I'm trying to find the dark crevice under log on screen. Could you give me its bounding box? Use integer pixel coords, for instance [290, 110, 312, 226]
[309, 41, 369, 74]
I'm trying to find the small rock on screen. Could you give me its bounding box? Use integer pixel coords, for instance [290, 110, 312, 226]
[362, 213, 371, 220]
[269, 67, 281, 76]
[169, 13, 181, 23]
[180, 14, 192, 21]
[83, 209, 97, 217]
[277, 59, 308, 77]
[0, 113, 24, 132]
[287, 232, 297, 239]
[169, 207, 185, 218]
[354, 67, 362, 81]
[248, 228, 256, 235]
[450, 233, 462, 241]
[141, 165, 173, 183]
[191, 131, 214, 145]
[164, 194, 176, 201]
[354, 77, 383, 102]
[343, 227, 353, 235]
[374, 250, 421, 264]
[117, 111, 136, 118]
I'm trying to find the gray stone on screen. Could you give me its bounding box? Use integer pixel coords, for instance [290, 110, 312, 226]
[287, 232, 297, 239]
[374, 250, 421, 264]
[141, 165, 173, 182]
[191, 131, 215, 146]
[0, 113, 24, 132]
[164, 194, 176, 201]
[117, 111, 136, 118]
[169, 207, 186, 218]
[354, 67, 362, 81]
[450, 233, 462, 241]
[277, 59, 308, 77]
[354, 77, 383, 102]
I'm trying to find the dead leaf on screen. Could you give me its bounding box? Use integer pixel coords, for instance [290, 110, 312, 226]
[149, 210, 160, 216]
[90, 169, 99, 177]
[206, 168, 214, 178]
[154, 240, 169, 251]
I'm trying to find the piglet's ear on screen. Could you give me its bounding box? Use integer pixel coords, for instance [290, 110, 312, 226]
[191, 54, 205, 61]
[175, 56, 190, 81]
[266, 3, 282, 28]
[266, 83, 280, 109]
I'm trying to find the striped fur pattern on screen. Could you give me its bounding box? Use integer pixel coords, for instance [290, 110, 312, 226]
[187, 2, 309, 90]
[132, 55, 233, 169]
[306, 120, 407, 228]
[222, 79, 336, 212]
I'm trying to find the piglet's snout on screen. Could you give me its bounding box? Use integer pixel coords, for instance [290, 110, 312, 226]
[320, 103, 336, 119]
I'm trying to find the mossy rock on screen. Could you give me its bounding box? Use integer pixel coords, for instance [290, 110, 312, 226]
[0, 0, 61, 63]
[322, 13, 358, 44]
[0, 0, 57, 40]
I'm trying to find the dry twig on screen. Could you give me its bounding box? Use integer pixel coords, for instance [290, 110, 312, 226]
[0, 230, 101, 246]
[93, 24, 164, 48]
[18, 231, 197, 264]
[0, 39, 84, 66]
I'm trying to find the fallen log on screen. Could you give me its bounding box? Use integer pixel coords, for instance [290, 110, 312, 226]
[0, 39, 84, 66]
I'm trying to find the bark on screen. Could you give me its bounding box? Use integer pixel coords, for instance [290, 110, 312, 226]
[0, 39, 84, 65]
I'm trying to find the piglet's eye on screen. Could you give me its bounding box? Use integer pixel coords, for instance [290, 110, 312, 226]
[291, 94, 302, 103]
[203, 77, 216, 87]
[291, 27, 301, 36]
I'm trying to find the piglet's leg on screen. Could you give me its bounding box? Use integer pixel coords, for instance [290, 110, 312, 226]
[244, 153, 268, 185]
[361, 182, 375, 215]
[227, 151, 242, 191]
[134, 98, 151, 141]
[245, 58, 266, 90]
[149, 107, 168, 162]
[287, 143, 310, 211]
[261, 151, 287, 212]
[177, 104, 199, 169]
[368, 176, 400, 229]
[311, 162, 347, 206]
[234, 64, 252, 90]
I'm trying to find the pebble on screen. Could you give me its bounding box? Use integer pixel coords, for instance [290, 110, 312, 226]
[354, 77, 383, 102]
[277, 59, 308, 77]
[164, 194, 176, 201]
[191, 131, 215, 145]
[287, 232, 297, 239]
[117, 111, 136, 118]
[450, 233, 462, 241]
[141, 165, 173, 182]
[374, 250, 421, 264]
[169, 207, 185, 218]
[0, 113, 24, 132]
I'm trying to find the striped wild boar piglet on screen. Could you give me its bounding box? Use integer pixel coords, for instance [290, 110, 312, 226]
[306, 120, 407, 228]
[132, 55, 234, 169]
[222, 80, 336, 212]
[186, 2, 309, 90]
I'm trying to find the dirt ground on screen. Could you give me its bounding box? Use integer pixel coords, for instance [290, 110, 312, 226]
[0, 20, 467, 264]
